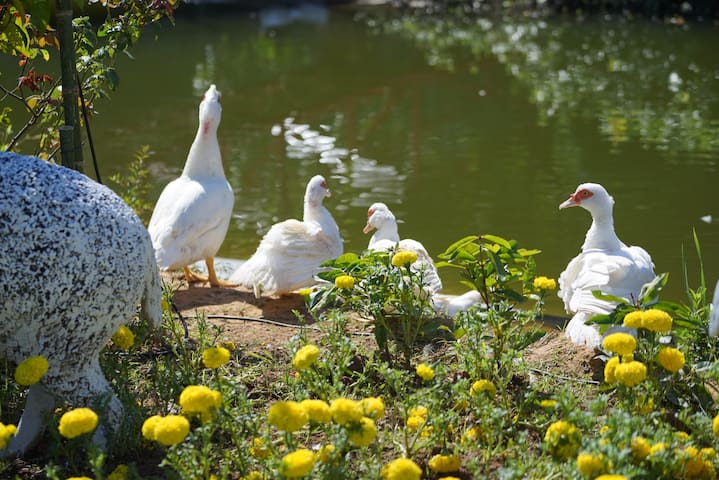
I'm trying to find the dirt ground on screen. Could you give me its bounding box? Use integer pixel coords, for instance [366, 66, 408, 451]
[162, 272, 599, 380]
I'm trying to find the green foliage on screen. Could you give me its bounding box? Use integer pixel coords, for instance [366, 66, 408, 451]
[310, 249, 442, 368]
[0, 1, 175, 156]
[437, 234, 541, 306]
[108, 144, 154, 221]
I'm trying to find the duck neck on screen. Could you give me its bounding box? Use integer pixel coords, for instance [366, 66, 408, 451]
[583, 209, 622, 251]
[305, 198, 339, 237]
[369, 223, 400, 248]
[182, 124, 225, 178]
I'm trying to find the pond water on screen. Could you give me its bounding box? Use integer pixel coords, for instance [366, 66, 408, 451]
[86, 4, 719, 316]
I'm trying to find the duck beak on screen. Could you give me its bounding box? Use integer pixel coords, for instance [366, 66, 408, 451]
[362, 223, 375, 234]
[559, 195, 579, 210]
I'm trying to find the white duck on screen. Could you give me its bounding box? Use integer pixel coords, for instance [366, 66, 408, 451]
[229, 175, 343, 297]
[363, 203, 483, 315]
[363, 202, 443, 294]
[709, 279, 719, 337]
[558, 183, 656, 347]
[148, 84, 234, 287]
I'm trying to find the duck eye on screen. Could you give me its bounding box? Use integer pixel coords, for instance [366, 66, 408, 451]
[320, 181, 327, 189]
[580, 189, 591, 197]
[217, 95, 221, 104]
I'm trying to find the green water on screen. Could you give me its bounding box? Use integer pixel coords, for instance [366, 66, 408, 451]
[69, 6, 719, 314]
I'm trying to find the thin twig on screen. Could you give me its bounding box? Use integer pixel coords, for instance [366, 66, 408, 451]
[184, 314, 373, 337]
[528, 367, 600, 385]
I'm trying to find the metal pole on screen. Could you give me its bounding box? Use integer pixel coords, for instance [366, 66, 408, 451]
[57, 0, 84, 172]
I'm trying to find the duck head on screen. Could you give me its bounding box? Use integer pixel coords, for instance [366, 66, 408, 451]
[559, 182, 614, 216]
[199, 84, 222, 134]
[363, 202, 395, 234]
[305, 175, 331, 204]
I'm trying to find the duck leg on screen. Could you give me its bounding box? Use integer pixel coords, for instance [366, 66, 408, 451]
[206, 257, 236, 288]
[183, 266, 209, 284]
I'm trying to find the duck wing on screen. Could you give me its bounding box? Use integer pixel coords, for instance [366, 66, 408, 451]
[229, 219, 336, 296]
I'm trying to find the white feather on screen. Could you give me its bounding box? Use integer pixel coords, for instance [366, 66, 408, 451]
[229, 175, 343, 296]
[558, 183, 656, 347]
[148, 85, 234, 276]
[709, 279, 719, 337]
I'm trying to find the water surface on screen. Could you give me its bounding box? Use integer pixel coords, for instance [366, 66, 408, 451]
[87, 5, 719, 315]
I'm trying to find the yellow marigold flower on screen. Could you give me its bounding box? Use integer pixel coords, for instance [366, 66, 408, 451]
[14, 356, 49, 386]
[300, 399, 331, 424]
[58, 407, 98, 439]
[293, 344, 320, 371]
[683, 446, 715, 479]
[315, 444, 335, 463]
[462, 426, 482, 443]
[347, 417, 377, 447]
[241, 472, 264, 480]
[153, 415, 190, 446]
[470, 379, 496, 398]
[408, 406, 428, 419]
[641, 308, 672, 333]
[268, 401, 309, 432]
[577, 452, 608, 478]
[676, 431, 690, 441]
[614, 360, 647, 387]
[219, 340, 236, 352]
[539, 399, 557, 409]
[544, 420, 582, 459]
[420, 425, 434, 438]
[148, 415, 190, 446]
[391, 251, 418, 268]
[604, 356, 620, 383]
[330, 398, 363, 426]
[428, 454, 461, 473]
[701, 447, 716, 459]
[0, 423, 17, 450]
[650, 442, 667, 456]
[639, 397, 654, 415]
[112, 326, 135, 351]
[249, 437, 269, 459]
[381, 458, 422, 480]
[416, 363, 435, 381]
[278, 448, 315, 478]
[631, 436, 651, 462]
[623, 310, 644, 328]
[713, 414, 719, 436]
[179, 385, 222, 420]
[297, 287, 313, 297]
[107, 464, 128, 480]
[657, 347, 685, 373]
[334, 275, 355, 289]
[533, 276, 557, 291]
[594, 476, 627, 480]
[602, 332, 637, 356]
[142, 415, 162, 441]
[202, 346, 231, 369]
[360, 396, 385, 420]
[406, 415, 425, 431]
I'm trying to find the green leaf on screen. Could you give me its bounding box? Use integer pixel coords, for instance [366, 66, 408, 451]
[29, 0, 50, 35]
[638, 273, 668, 303]
[517, 248, 542, 257]
[487, 250, 509, 281]
[438, 235, 479, 259]
[105, 68, 120, 90]
[591, 290, 631, 305]
[482, 234, 512, 250]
